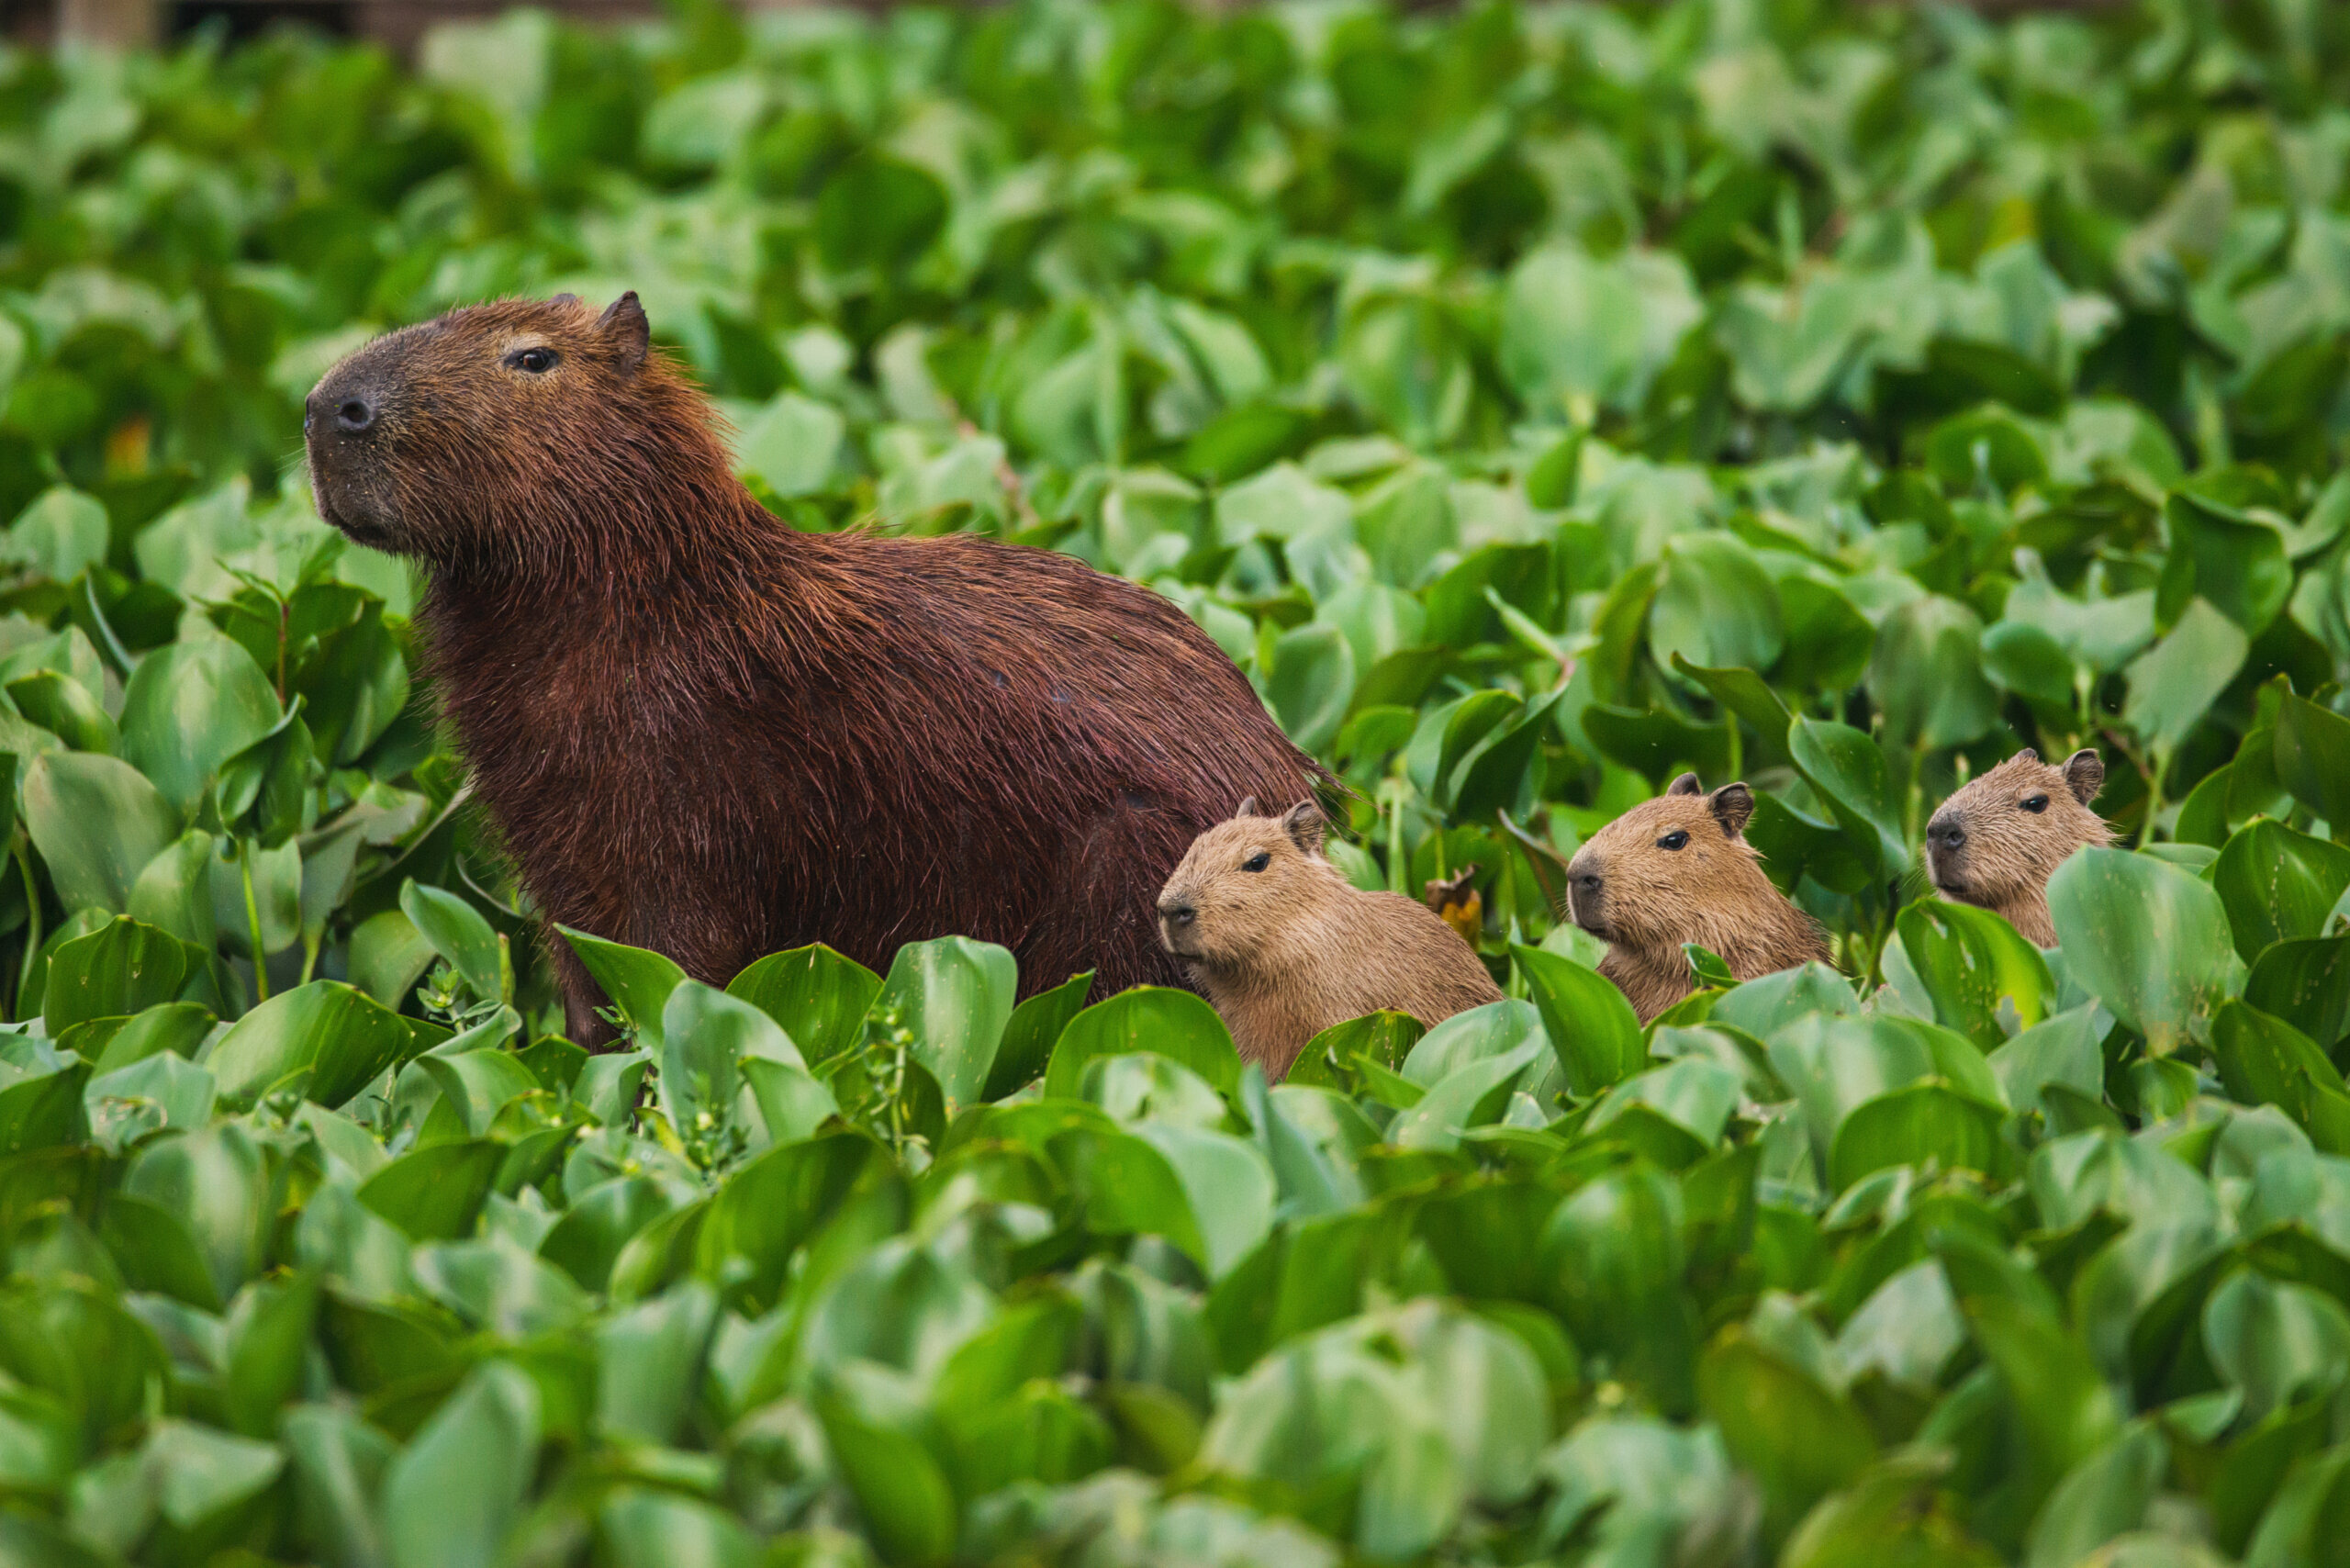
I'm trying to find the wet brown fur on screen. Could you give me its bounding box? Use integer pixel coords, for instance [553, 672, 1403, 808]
[1157, 801, 1502, 1081]
[1924, 748, 2111, 946]
[1564, 774, 1830, 1023]
[305, 294, 1324, 1045]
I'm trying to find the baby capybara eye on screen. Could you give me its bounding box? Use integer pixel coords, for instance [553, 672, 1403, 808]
[506, 348, 557, 373]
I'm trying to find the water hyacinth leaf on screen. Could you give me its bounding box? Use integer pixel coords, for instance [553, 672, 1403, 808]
[129, 831, 218, 948]
[207, 981, 422, 1110]
[599, 1488, 759, 1568]
[2272, 692, 2350, 830]
[2020, 1421, 2165, 1568]
[382, 1361, 540, 1568]
[1512, 943, 1643, 1095]
[417, 1046, 538, 1138]
[2047, 849, 2242, 1054]
[2211, 819, 2350, 965]
[726, 943, 882, 1067]
[870, 935, 1016, 1111]
[8, 487, 109, 583]
[399, 879, 504, 1002]
[2244, 936, 2350, 1050]
[1895, 901, 2054, 1047]
[1983, 620, 2079, 709]
[350, 910, 436, 1011]
[1389, 1043, 1545, 1151]
[1830, 1083, 2009, 1191]
[358, 1140, 503, 1241]
[2121, 599, 2248, 757]
[117, 634, 281, 819]
[814, 1389, 957, 1568]
[1046, 986, 1240, 1100]
[23, 752, 181, 914]
[1650, 533, 1783, 681]
[1697, 1326, 1874, 1536]
[2157, 491, 2292, 637]
[1789, 718, 1908, 878]
[41, 915, 190, 1036]
[986, 969, 1093, 1099]
[1266, 621, 1355, 754]
[8, 671, 115, 753]
[1869, 595, 2004, 752]
[124, 1122, 271, 1304]
[558, 927, 687, 1047]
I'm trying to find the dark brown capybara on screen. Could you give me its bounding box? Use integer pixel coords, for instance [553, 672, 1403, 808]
[305, 293, 1325, 1046]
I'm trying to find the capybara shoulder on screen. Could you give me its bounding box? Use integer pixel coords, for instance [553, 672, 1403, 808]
[1563, 773, 1830, 1022]
[1157, 801, 1502, 1080]
[1924, 747, 2111, 946]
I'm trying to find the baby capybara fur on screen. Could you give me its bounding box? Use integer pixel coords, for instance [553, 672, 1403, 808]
[1565, 773, 1830, 1023]
[1157, 801, 1502, 1081]
[305, 294, 1323, 1046]
[1924, 747, 2111, 946]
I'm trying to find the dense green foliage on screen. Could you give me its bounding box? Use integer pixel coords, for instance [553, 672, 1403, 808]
[1, 0, 2349, 1562]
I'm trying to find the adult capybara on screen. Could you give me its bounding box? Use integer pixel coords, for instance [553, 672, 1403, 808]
[304, 293, 1324, 1046]
[1564, 773, 1830, 1022]
[1924, 747, 2111, 946]
[1157, 801, 1502, 1080]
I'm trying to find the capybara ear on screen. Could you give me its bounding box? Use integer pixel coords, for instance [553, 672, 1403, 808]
[1666, 771, 1703, 797]
[599, 291, 650, 374]
[2063, 748, 2105, 804]
[1281, 800, 1325, 855]
[2014, 746, 2039, 764]
[1709, 782, 1754, 837]
[1234, 795, 1259, 819]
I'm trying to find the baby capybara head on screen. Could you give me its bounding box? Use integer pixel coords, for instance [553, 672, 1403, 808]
[1564, 773, 1759, 946]
[305, 292, 716, 570]
[1158, 799, 1338, 969]
[1924, 747, 2111, 941]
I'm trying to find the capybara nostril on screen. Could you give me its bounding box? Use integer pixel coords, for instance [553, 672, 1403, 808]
[1161, 902, 1195, 927]
[1929, 818, 1964, 851]
[336, 398, 375, 434]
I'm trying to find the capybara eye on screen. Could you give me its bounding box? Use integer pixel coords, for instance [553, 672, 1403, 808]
[1657, 831, 1689, 851]
[1243, 852, 1270, 872]
[506, 347, 558, 374]
[2022, 795, 2049, 813]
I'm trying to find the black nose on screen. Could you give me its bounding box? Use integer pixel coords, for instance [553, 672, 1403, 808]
[1576, 873, 1601, 891]
[1161, 902, 1194, 927]
[1929, 818, 1964, 851]
[335, 397, 375, 434]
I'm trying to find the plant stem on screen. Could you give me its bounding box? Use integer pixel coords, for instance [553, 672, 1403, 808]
[241, 837, 270, 1002]
[12, 838, 40, 1024]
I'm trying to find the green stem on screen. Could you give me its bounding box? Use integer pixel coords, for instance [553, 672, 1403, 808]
[241, 837, 270, 1003]
[300, 929, 321, 988]
[2137, 749, 2172, 849]
[12, 839, 40, 1024]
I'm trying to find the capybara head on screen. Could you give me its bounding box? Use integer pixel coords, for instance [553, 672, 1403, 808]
[1158, 799, 1338, 969]
[1924, 747, 2110, 937]
[305, 292, 715, 569]
[1564, 773, 1759, 946]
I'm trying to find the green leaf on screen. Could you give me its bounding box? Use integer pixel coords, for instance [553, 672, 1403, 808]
[986, 969, 1093, 1100]
[1651, 533, 1784, 682]
[1789, 717, 1908, 878]
[2158, 490, 2292, 637]
[358, 1140, 503, 1241]
[813, 153, 946, 273]
[117, 634, 281, 819]
[1045, 986, 1240, 1100]
[599, 1487, 759, 1568]
[815, 1387, 957, 1567]
[733, 392, 845, 498]
[558, 926, 687, 1047]
[7, 671, 116, 753]
[400, 879, 504, 1002]
[2273, 691, 2350, 830]
[1895, 901, 2054, 1047]
[1265, 621, 1355, 755]
[41, 915, 191, 1036]
[726, 944, 880, 1067]
[1869, 595, 2004, 751]
[1830, 1082, 2009, 1190]
[598, 1282, 718, 1446]
[8, 487, 109, 584]
[207, 980, 424, 1110]
[1513, 942, 1645, 1095]
[2121, 599, 2248, 756]
[2047, 848, 2243, 1053]
[1698, 1325, 1874, 1536]
[870, 935, 1016, 1111]
[2213, 818, 2350, 964]
[382, 1361, 540, 1568]
[23, 752, 180, 914]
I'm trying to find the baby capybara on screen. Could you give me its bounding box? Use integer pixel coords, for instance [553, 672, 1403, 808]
[1924, 747, 2111, 946]
[1157, 801, 1502, 1081]
[1564, 773, 1830, 1022]
[304, 293, 1323, 1045]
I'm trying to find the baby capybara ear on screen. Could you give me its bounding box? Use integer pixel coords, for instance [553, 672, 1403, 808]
[1709, 782, 1754, 838]
[2063, 748, 2105, 805]
[1666, 771, 1703, 797]
[599, 291, 649, 374]
[1281, 800, 1325, 855]
[1234, 795, 1259, 819]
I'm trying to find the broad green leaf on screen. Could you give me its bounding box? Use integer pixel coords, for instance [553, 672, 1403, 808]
[23, 752, 180, 914]
[1045, 986, 1240, 1100]
[726, 944, 882, 1068]
[2121, 599, 2248, 756]
[382, 1361, 540, 1568]
[41, 916, 190, 1036]
[2048, 848, 2243, 1053]
[118, 634, 280, 819]
[558, 927, 687, 1047]
[1789, 717, 1908, 877]
[1895, 900, 2055, 1047]
[986, 969, 1093, 1099]
[1869, 595, 2003, 751]
[1513, 943, 1643, 1095]
[207, 981, 422, 1110]
[870, 935, 1016, 1111]
[2212, 818, 2350, 964]
[2272, 692, 2350, 830]
[399, 879, 503, 1002]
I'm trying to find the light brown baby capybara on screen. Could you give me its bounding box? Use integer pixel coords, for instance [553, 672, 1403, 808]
[1563, 773, 1830, 1022]
[1924, 747, 2112, 946]
[1157, 801, 1503, 1080]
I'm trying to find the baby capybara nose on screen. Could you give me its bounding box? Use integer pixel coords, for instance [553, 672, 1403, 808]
[1928, 815, 1965, 853]
[1159, 900, 1195, 927]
